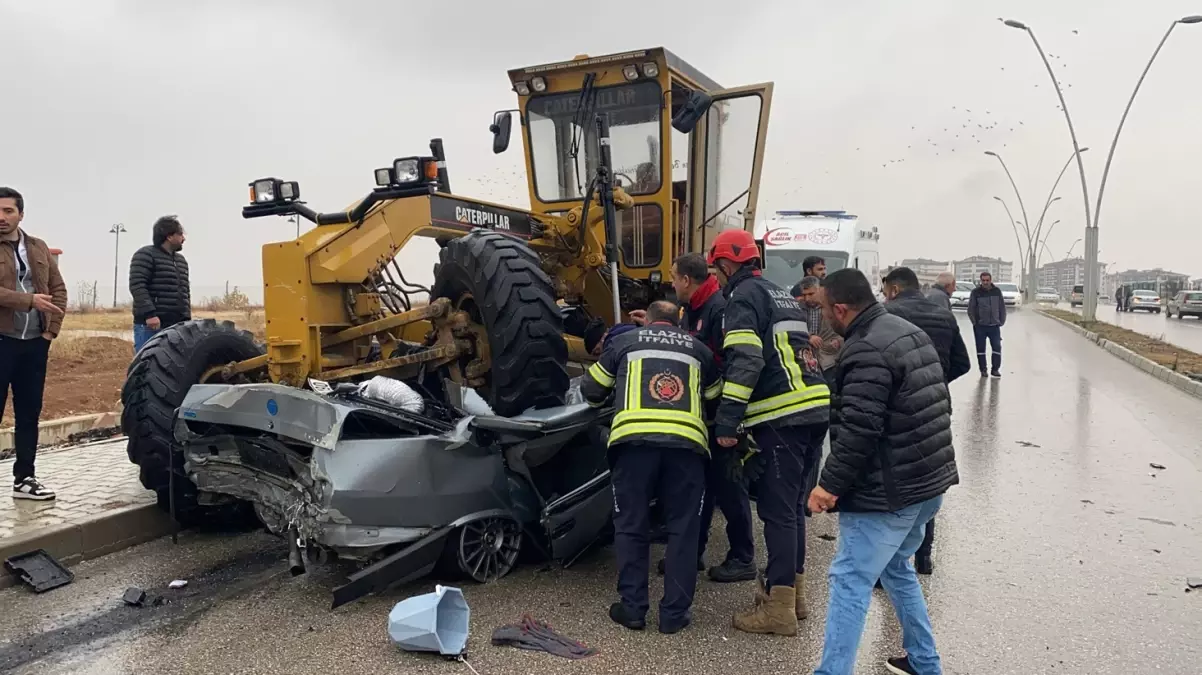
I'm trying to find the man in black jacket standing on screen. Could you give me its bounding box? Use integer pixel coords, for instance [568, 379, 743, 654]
[810, 269, 958, 675]
[966, 271, 1005, 378]
[129, 216, 191, 352]
[882, 266, 970, 577]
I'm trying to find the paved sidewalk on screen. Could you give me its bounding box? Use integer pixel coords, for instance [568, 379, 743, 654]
[1, 438, 175, 588]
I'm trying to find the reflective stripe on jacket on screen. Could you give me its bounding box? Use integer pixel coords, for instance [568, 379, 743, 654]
[714, 266, 830, 438]
[580, 322, 721, 455]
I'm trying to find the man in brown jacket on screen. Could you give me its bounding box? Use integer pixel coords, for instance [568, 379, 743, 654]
[0, 187, 67, 500]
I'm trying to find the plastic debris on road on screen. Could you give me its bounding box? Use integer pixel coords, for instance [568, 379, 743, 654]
[3, 549, 73, 593]
[388, 585, 470, 656]
[491, 614, 597, 660]
[168, 579, 188, 589]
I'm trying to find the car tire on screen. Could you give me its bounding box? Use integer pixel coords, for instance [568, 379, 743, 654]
[431, 229, 569, 417]
[441, 516, 524, 583]
[121, 319, 263, 526]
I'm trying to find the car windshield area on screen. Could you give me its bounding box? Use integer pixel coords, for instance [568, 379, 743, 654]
[526, 81, 663, 203]
[1039, 288, 1058, 294]
[1185, 292, 1202, 301]
[761, 249, 849, 290]
[1133, 290, 1158, 297]
[996, 283, 1019, 293]
[955, 282, 974, 292]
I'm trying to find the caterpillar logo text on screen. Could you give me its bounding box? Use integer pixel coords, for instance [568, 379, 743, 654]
[456, 206, 512, 231]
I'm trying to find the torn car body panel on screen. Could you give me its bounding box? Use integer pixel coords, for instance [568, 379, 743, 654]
[173, 381, 614, 606]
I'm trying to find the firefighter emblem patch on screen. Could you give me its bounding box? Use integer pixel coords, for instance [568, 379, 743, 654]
[800, 347, 820, 374]
[648, 371, 686, 403]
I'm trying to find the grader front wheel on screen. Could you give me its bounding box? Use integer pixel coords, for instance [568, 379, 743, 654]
[121, 319, 263, 525]
[431, 229, 569, 416]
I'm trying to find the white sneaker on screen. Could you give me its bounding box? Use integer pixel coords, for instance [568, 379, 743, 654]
[13, 476, 56, 501]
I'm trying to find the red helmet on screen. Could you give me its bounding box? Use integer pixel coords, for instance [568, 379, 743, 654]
[707, 228, 760, 265]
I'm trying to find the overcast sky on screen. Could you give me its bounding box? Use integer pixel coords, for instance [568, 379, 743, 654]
[4, 0, 1201, 303]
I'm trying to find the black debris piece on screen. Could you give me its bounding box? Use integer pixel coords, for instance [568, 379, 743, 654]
[818, 534, 837, 542]
[3, 549, 74, 593]
[1016, 440, 1042, 448]
[1150, 463, 1166, 470]
[123, 587, 148, 606]
[491, 614, 597, 660]
[1187, 577, 1202, 589]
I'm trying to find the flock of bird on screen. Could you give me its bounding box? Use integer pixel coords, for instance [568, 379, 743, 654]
[865, 24, 1083, 170]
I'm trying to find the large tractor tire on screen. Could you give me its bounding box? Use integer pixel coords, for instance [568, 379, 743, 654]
[121, 319, 263, 526]
[431, 229, 569, 416]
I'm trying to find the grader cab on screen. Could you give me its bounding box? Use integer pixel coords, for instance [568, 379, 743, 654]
[120, 48, 772, 603]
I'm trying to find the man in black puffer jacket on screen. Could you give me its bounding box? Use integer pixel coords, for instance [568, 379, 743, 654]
[129, 216, 191, 352]
[809, 269, 958, 675]
[882, 267, 970, 579]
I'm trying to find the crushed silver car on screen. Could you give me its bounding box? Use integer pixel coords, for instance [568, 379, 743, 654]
[173, 376, 614, 608]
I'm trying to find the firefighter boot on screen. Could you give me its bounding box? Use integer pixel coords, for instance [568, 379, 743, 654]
[733, 585, 797, 636]
[795, 574, 808, 620]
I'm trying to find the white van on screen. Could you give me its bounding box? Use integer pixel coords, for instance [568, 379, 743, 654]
[753, 211, 881, 296]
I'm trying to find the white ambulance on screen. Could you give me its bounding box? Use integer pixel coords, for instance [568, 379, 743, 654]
[753, 210, 881, 297]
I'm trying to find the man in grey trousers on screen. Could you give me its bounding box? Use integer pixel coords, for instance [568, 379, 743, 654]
[967, 271, 1006, 378]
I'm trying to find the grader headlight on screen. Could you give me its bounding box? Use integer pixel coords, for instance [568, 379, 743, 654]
[530, 76, 547, 92]
[641, 62, 659, 77]
[392, 158, 422, 184]
[514, 80, 531, 96]
[622, 64, 640, 81]
[248, 178, 300, 204]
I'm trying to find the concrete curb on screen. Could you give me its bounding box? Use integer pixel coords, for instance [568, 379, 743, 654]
[1035, 310, 1202, 401]
[0, 503, 178, 590]
[0, 411, 121, 453]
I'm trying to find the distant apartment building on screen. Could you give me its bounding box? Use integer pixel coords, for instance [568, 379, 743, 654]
[897, 258, 950, 287]
[1037, 257, 1092, 298]
[954, 256, 1013, 283]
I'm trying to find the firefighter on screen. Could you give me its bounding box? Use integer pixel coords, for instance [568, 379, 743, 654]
[707, 228, 832, 637]
[581, 300, 722, 635]
[661, 252, 757, 582]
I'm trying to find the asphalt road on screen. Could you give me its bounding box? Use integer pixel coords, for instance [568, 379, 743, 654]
[1061, 301, 1202, 355]
[2, 310, 1201, 674]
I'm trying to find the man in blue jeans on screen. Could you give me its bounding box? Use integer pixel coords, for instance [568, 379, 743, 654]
[810, 269, 960, 675]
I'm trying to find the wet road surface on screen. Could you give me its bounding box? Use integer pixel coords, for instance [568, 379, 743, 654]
[1065, 301, 1202, 355]
[2, 310, 1201, 674]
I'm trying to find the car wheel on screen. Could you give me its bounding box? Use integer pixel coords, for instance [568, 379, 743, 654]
[449, 516, 523, 583]
[121, 319, 263, 526]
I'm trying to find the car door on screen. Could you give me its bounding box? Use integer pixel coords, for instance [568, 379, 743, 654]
[541, 414, 615, 564]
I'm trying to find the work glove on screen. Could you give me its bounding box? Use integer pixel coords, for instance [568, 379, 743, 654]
[723, 433, 765, 489]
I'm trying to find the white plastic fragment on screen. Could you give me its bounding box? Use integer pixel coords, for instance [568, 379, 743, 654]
[358, 376, 425, 414]
[168, 579, 188, 589]
[459, 387, 495, 417]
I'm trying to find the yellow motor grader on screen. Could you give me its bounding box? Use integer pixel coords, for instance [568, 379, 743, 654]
[121, 49, 772, 594]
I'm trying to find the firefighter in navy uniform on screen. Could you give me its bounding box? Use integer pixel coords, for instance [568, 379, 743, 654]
[655, 253, 757, 583]
[581, 300, 722, 635]
[706, 228, 832, 637]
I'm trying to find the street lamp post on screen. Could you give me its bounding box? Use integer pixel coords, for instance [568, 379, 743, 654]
[992, 196, 1027, 285]
[1065, 238, 1083, 259]
[1005, 16, 1201, 321]
[1033, 147, 1089, 247]
[1036, 219, 1062, 267]
[985, 151, 1038, 304]
[1004, 18, 1094, 317]
[108, 223, 126, 308]
[1091, 15, 1202, 317]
